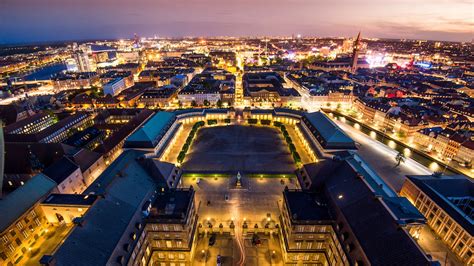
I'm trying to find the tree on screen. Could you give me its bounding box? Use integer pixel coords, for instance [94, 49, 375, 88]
[203, 99, 210, 106]
[216, 99, 223, 108]
[395, 152, 405, 167]
[397, 131, 406, 139]
[191, 100, 197, 107]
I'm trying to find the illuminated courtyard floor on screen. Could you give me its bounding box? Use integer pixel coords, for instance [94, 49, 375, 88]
[182, 125, 296, 174]
[181, 175, 299, 266]
[194, 233, 284, 266]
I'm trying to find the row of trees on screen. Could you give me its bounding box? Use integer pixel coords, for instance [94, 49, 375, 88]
[247, 118, 258, 124]
[189, 99, 229, 108]
[278, 124, 301, 164]
[207, 119, 218, 125]
[177, 121, 205, 163]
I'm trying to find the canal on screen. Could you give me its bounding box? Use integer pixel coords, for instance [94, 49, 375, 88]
[22, 63, 67, 81]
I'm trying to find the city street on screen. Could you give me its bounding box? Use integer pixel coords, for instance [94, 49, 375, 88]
[0, 84, 55, 105]
[334, 119, 432, 192]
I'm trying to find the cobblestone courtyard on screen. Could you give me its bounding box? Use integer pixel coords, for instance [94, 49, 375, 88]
[183, 125, 296, 174]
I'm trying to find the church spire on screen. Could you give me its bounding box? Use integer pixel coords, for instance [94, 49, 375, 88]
[351, 31, 361, 73]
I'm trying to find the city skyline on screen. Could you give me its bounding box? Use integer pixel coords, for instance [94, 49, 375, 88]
[0, 2, 473, 265]
[1, 0, 473, 44]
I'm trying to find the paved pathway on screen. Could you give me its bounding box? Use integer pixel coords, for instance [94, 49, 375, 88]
[335, 119, 431, 192]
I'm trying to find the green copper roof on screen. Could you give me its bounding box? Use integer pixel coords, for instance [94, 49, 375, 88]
[0, 173, 57, 232]
[126, 111, 175, 144]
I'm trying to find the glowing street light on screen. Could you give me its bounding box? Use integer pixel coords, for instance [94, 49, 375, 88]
[403, 148, 411, 157]
[370, 131, 376, 139]
[429, 162, 439, 172]
[388, 140, 396, 149]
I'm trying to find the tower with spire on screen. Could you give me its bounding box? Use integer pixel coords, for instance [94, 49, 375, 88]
[351, 31, 361, 73]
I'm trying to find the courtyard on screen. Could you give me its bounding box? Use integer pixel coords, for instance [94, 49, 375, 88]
[182, 125, 297, 174]
[181, 175, 299, 266]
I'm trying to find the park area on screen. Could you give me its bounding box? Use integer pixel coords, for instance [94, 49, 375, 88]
[182, 125, 297, 174]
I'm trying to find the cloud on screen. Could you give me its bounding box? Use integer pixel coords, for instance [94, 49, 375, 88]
[364, 21, 472, 41]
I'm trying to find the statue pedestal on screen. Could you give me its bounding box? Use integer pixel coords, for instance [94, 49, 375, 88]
[229, 172, 247, 190]
[236, 172, 242, 188]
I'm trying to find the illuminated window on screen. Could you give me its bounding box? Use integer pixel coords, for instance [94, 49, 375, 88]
[16, 222, 24, 230]
[295, 241, 302, 249]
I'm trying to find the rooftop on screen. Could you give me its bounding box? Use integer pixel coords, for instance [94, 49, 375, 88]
[0, 173, 56, 232]
[283, 190, 332, 222]
[406, 175, 474, 235]
[148, 189, 194, 223]
[42, 156, 79, 184]
[42, 193, 99, 206]
[53, 150, 157, 265]
[125, 111, 176, 148]
[308, 158, 430, 265]
[303, 111, 356, 149]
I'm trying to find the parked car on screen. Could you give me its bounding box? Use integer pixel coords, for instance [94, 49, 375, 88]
[251, 234, 261, 246]
[209, 234, 217, 246]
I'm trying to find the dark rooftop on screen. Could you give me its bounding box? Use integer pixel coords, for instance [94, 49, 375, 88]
[302, 112, 356, 149]
[148, 189, 194, 223]
[42, 193, 99, 206]
[42, 156, 79, 184]
[283, 189, 332, 223]
[312, 160, 431, 265]
[406, 175, 474, 235]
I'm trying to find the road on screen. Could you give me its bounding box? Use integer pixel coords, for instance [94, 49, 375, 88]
[0, 84, 55, 105]
[335, 119, 432, 192]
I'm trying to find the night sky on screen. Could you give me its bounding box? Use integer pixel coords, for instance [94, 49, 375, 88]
[0, 0, 472, 44]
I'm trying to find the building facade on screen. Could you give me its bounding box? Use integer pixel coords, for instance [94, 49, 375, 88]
[400, 176, 473, 264]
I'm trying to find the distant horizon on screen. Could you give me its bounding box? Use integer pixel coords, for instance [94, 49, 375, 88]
[1, 0, 472, 45]
[1, 34, 470, 46]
